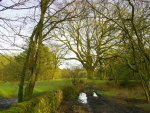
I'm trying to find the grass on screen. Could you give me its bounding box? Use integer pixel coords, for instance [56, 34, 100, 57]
[86, 80, 144, 99]
[0, 79, 72, 98]
[96, 89, 118, 97]
[1, 79, 149, 112]
[139, 104, 150, 111]
[92, 80, 150, 111]
[0, 82, 18, 98]
[34, 79, 72, 94]
[94, 81, 145, 99]
[87, 80, 109, 86]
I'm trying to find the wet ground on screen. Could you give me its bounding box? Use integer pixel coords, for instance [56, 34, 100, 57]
[0, 98, 17, 111]
[59, 90, 150, 113]
[87, 93, 148, 113]
[0, 88, 149, 113]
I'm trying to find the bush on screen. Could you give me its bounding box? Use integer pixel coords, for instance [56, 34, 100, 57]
[0, 90, 63, 113]
[117, 80, 129, 87]
[62, 86, 78, 100]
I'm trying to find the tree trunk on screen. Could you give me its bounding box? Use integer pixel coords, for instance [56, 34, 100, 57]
[18, 40, 33, 102]
[22, 0, 49, 101]
[24, 73, 37, 100]
[24, 40, 42, 100]
[18, 75, 25, 102]
[140, 79, 150, 103]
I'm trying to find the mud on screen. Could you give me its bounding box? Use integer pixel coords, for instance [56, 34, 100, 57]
[59, 91, 150, 113]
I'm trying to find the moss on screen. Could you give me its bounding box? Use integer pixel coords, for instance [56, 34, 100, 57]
[33, 95, 51, 113]
[54, 90, 63, 109]
[0, 90, 63, 113]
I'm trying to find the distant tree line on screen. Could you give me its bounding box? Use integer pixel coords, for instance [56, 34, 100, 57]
[0, 45, 59, 81]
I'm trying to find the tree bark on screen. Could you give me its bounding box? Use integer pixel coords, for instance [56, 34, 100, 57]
[19, 0, 49, 101]
[24, 73, 38, 100]
[18, 36, 35, 102]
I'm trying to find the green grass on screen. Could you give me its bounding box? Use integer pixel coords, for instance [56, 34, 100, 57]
[96, 90, 118, 97]
[0, 82, 18, 98]
[0, 79, 72, 98]
[34, 79, 72, 94]
[94, 81, 150, 111]
[87, 80, 109, 85]
[139, 104, 150, 111]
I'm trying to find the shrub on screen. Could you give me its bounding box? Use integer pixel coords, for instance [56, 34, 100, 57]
[62, 86, 78, 100]
[0, 90, 63, 113]
[117, 80, 129, 87]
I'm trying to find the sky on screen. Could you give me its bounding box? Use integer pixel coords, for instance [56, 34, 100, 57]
[0, 0, 82, 69]
[0, 0, 38, 54]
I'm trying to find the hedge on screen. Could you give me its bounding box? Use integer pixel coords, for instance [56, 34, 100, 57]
[0, 90, 63, 113]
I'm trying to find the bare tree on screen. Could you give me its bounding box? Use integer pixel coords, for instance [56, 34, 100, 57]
[53, 2, 119, 79]
[86, 0, 150, 103]
[18, 0, 80, 102]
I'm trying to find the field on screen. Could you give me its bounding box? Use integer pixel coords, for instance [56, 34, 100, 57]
[0, 79, 72, 98]
[0, 79, 150, 111]
[0, 80, 147, 99]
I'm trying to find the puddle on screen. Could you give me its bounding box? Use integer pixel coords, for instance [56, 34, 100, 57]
[0, 98, 17, 110]
[4, 99, 17, 105]
[93, 92, 98, 97]
[78, 92, 87, 104]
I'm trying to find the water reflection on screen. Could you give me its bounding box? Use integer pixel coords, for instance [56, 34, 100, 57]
[93, 92, 98, 97]
[78, 92, 87, 104]
[0, 98, 17, 110]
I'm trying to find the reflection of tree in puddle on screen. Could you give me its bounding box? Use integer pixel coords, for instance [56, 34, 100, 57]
[78, 92, 87, 104]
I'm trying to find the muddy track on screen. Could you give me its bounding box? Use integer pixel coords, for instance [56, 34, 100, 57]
[59, 86, 150, 113]
[87, 93, 148, 113]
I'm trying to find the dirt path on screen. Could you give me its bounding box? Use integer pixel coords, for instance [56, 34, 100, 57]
[59, 89, 149, 113]
[87, 93, 148, 113]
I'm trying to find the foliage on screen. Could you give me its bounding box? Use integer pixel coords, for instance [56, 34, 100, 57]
[0, 90, 63, 113]
[69, 68, 86, 86]
[0, 55, 22, 81]
[37, 45, 59, 80]
[0, 45, 60, 82]
[62, 82, 85, 101]
[62, 86, 78, 100]
[60, 69, 70, 78]
[117, 80, 129, 87]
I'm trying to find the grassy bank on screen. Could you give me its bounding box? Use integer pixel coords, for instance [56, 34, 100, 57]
[0, 79, 72, 98]
[91, 80, 150, 111]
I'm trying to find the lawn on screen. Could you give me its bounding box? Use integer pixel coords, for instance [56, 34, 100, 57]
[0, 79, 72, 98]
[0, 81, 18, 98]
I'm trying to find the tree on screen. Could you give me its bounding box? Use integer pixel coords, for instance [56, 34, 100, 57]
[86, 0, 150, 103]
[54, 4, 118, 79]
[0, 0, 38, 53]
[18, 0, 78, 102]
[37, 45, 59, 80]
[0, 45, 58, 81]
[18, 0, 54, 102]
